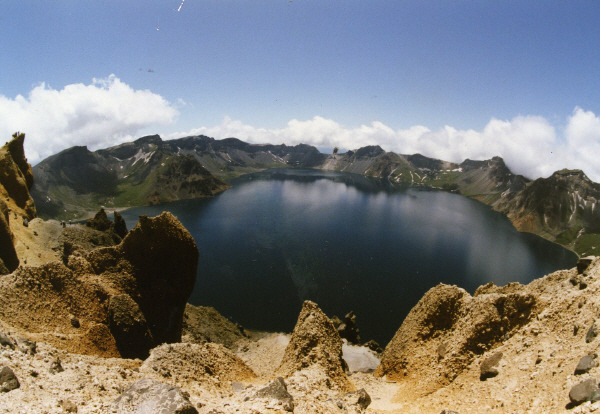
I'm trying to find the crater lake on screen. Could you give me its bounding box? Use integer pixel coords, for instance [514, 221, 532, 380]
[120, 169, 577, 345]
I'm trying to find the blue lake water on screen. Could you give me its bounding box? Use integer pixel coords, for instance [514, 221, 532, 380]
[121, 169, 577, 345]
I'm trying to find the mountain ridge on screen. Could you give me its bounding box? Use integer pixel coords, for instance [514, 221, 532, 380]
[31, 134, 600, 256]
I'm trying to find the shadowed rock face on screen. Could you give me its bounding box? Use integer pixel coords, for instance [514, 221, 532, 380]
[108, 294, 153, 359]
[0, 201, 18, 274]
[113, 211, 128, 239]
[119, 212, 199, 345]
[84, 212, 199, 353]
[86, 208, 113, 232]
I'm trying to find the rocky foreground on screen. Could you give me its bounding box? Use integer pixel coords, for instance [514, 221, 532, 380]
[3, 133, 600, 413]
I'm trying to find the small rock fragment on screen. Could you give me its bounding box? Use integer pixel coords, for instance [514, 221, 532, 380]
[255, 377, 294, 412]
[437, 342, 448, 359]
[569, 378, 600, 406]
[574, 354, 598, 375]
[577, 256, 595, 274]
[363, 339, 383, 354]
[480, 352, 503, 380]
[0, 332, 15, 349]
[50, 356, 64, 374]
[570, 275, 588, 289]
[112, 378, 198, 414]
[586, 323, 598, 343]
[0, 366, 20, 393]
[17, 337, 36, 355]
[337, 311, 361, 344]
[70, 317, 80, 328]
[343, 388, 371, 411]
[60, 399, 78, 413]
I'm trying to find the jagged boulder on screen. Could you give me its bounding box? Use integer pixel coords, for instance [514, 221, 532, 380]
[277, 300, 354, 392]
[343, 388, 371, 412]
[86, 208, 113, 232]
[254, 377, 294, 412]
[119, 212, 198, 345]
[0, 366, 19, 393]
[113, 378, 198, 414]
[375, 283, 536, 396]
[85, 212, 198, 349]
[113, 211, 128, 239]
[141, 342, 256, 394]
[182, 304, 247, 349]
[85, 208, 128, 243]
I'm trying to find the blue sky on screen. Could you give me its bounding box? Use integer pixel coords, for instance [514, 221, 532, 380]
[2, 1, 600, 180]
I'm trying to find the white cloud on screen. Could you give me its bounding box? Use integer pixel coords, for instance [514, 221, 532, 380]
[3, 77, 600, 183]
[0, 75, 178, 164]
[169, 109, 600, 182]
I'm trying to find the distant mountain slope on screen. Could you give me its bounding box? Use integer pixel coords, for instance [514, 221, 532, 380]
[31, 136, 230, 219]
[495, 169, 600, 255]
[31, 134, 600, 256]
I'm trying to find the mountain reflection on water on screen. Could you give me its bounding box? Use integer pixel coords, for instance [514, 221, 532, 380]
[121, 169, 577, 345]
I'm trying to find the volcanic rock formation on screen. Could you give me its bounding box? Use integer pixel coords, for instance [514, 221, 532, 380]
[277, 300, 354, 392]
[375, 282, 536, 396]
[0, 133, 36, 274]
[0, 211, 198, 359]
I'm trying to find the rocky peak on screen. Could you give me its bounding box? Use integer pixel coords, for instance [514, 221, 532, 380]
[133, 134, 163, 146]
[549, 169, 595, 188]
[406, 153, 453, 171]
[0, 133, 36, 219]
[353, 145, 385, 158]
[460, 158, 487, 170]
[553, 168, 587, 177]
[5, 132, 33, 190]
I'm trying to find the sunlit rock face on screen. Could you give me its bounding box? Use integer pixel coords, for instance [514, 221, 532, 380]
[0, 212, 198, 359]
[277, 300, 354, 392]
[375, 282, 536, 396]
[0, 133, 36, 274]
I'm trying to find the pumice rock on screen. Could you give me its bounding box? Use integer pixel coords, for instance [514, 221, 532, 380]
[277, 300, 354, 392]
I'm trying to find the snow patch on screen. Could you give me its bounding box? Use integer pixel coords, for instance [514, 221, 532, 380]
[131, 148, 155, 165]
[268, 151, 286, 163]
